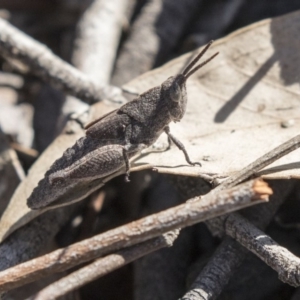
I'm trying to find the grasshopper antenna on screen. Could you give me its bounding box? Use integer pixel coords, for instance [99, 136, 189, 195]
[182, 40, 219, 79]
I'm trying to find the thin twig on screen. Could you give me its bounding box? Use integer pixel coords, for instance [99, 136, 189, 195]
[0, 18, 123, 104]
[215, 134, 300, 191]
[28, 231, 180, 300]
[0, 179, 270, 292]
[206, 133, 300, 234]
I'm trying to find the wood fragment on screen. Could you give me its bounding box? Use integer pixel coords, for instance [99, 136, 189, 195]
[0, 179, 270, 292]
[10, 143, 38, 159]
[252, 179, 273, 200]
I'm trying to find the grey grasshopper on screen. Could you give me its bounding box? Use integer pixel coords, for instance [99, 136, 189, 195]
[27, 41, 218, 209]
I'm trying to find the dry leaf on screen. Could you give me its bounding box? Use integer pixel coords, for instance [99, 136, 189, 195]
[129, 10, 300, 179]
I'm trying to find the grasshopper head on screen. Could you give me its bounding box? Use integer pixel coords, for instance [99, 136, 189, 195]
[161, 74, 187, 122]
[162, 41, 218, 122]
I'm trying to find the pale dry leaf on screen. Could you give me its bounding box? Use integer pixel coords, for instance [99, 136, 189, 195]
[1, 11, 300, 242]
[128, 10, 300, 180]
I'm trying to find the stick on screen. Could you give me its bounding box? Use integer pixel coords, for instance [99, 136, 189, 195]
[226, 213, 300, 287]
[72, 0, 129, 85]
[215, 134, 300, 191]
[0, 18, 122, 104]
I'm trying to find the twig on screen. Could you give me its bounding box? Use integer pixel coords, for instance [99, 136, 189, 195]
[181, 237, 248, 300]
[215, 134, 300, 191]
[61, 0, 129, 128]
[0, 18, 123, 104]
[0, 71, 24, 88]
[72, 0, 129, 85]
[206, 133, 300, 235]
[28, 231, 179, 300]
[0, 179, 270, 292]
[225, 213, 300, 287]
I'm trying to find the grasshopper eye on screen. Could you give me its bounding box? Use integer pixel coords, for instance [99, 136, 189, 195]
[169, 82, 182, 102]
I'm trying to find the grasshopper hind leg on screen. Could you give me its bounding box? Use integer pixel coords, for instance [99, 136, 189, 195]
[49, 145, 127, 184]
[49, 143, 146, 184]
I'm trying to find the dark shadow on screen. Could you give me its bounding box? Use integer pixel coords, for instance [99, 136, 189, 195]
[153, 1, 204, 68]
[214, 54, 276, 122]
[132, 151, 194, 169]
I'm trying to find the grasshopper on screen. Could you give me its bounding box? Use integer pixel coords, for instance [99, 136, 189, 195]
[27, 41, 218, 209]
